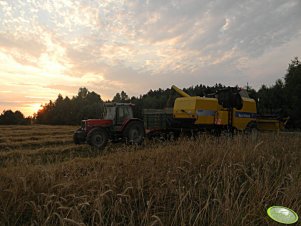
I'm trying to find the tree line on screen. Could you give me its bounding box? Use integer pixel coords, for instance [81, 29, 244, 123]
[0, 110, 31, 125]
[35, 88, 104, 125]
[1, 57, 300, 128]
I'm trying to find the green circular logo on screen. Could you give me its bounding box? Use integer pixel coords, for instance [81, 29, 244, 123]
[267, 206, 298, 224]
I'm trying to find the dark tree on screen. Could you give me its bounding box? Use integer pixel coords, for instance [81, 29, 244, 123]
[0, 110, 31, 125]
[35, 87, 104, 125]
[284, 57, 301, 128]
[112, 91, 129, 103]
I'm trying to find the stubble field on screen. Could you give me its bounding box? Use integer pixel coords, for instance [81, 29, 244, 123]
[0, 125, 300, 226]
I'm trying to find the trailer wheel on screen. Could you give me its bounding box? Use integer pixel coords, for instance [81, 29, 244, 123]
[124, 121, 145, 145]
[87, 129, 108, 150]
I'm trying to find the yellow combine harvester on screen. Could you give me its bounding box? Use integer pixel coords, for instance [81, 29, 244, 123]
[144, 85, 286, 138]
[172, 85, 257, 133]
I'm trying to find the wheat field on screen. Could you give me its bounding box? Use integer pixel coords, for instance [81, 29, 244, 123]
[0, 125, 300, 226]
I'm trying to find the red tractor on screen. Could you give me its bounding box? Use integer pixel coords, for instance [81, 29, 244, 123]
[73, 103, 145, 149]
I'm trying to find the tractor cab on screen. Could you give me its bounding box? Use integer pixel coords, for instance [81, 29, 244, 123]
[103, 103, 134, 125]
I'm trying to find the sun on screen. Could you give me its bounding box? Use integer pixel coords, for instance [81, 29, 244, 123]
[30, 103, 43, 114]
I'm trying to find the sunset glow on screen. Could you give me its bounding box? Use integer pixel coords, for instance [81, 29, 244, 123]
[29, 103, 43, 116]
[0, 0, 301, 116]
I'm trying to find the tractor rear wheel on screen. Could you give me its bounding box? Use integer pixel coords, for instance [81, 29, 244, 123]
[123, 121, 145, 145]
[87, 129, 108, 150]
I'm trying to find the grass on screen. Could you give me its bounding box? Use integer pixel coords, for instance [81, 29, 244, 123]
[0, 125, 300, 225]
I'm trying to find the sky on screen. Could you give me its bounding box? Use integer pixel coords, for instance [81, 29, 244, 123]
[0, 0, 301, 116]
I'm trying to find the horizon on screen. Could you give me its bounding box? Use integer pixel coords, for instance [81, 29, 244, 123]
[1, 0, 301, 117]
[0, 77, 290, 117]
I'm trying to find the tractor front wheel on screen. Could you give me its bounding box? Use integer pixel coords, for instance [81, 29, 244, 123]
[87, 129, 108, 150]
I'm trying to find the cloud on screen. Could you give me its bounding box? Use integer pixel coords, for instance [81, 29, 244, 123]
[0, 33, 45, 58]
[2, 0, 300, 77]
[0, 0, 301, 115]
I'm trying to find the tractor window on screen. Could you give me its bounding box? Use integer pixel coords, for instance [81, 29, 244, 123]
[117, 106, 133, 125]
[118, 107, 124, 118]
[123, 107, 133, 118]
[104, 106, 116, 120]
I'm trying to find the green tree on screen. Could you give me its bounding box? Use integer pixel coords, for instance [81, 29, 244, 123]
[257, 80, 287, 116]
[35, 87, 104, 125]
[78, 87, 88, 98]
[112, 93, 121, 102]
[284, 57, 301, 128]
[0, 110, 30, 125]
[112, 91, 129, 103]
